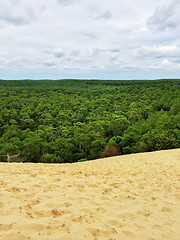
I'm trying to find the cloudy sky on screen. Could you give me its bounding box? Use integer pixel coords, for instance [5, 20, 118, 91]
[0, 0, 180, 80]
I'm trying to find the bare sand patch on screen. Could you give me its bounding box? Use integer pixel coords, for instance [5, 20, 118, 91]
[0, 149, 180, 240]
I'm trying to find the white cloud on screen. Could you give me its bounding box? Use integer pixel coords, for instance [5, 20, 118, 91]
[96, 10, 112, 20]
[0, 0, 46, 26]
[147, 0, 180, 31]
[0, 0, 180, 79]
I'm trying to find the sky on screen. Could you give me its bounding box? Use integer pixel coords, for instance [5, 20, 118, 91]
[0, 0, 180, 80]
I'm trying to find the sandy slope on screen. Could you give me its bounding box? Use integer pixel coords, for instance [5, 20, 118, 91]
[0, 149, 180, 240]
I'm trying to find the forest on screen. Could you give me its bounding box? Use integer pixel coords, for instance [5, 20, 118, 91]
[0, 79, 180, 163]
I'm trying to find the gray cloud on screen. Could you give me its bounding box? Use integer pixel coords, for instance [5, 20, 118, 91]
[44, 60, 56, 67]
[96, 10, 112, 20]
[54, 49, 64, 58]
[57, 0, 74, 6]
[55, 53, 64, 58]
[109, 49, 121, 53]
[173, 58, 180, 63]
[0, 0, 45, 26]
[82, 32, 100, 39]
[135, 43, 180, 70]
[0, 10, 35, 26]
[147, 0, 180, 31]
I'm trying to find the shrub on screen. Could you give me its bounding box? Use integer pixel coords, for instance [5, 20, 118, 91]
[100, 145, 120, 158]
[138, 141, 149, 152]
[78, 158, 88, 162]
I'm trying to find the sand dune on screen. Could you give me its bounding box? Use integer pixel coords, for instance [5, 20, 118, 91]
[0, 149, 180, 240]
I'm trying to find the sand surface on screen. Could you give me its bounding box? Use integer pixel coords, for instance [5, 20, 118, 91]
[0, 149, 180, 240]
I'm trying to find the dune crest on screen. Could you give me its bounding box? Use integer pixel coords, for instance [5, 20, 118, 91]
[0, 149, 180, 240]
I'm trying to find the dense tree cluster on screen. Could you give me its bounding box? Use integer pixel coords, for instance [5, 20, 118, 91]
[0, 79, 180, 163]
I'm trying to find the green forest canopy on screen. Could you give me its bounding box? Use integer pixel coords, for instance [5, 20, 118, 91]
[0, 79, 180, 163]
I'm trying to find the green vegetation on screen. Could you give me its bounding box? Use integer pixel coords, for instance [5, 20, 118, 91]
[0, 79, 180, 163]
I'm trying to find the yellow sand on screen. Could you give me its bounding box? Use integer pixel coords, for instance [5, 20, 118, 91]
[0, 149, 180, 240]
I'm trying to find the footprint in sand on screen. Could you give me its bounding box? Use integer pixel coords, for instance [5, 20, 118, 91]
[61, 202, 72, 208]
[118, 213, 135, 220]
[0, 224, 13, 231]
[0, 202, 4, 208]
[33, 210, 49, 218]
[95, 207, 108, 214]
[99, 196, 110, 201]
[137, 210, 152, 217]
[79, 207, 90, 214]
[72, 215, 85, 223]
[1, 233, 27, 240]
[21, 204, 32, 211]
[134, 223, 145, 230]
[0, 209, 13, 216]
[122, 230, 135, 238]
[161, 206, 173, 213]
[53, 208, 72, 217]
[152, 224, 161, 229]
[106, 219, 120, 226]
[87, 227, 111, 238]
[22, 223, 46, 232]
[33, 208, 71, 218]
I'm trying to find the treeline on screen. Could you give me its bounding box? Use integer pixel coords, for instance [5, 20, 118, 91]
[0, 79, 180, 163]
